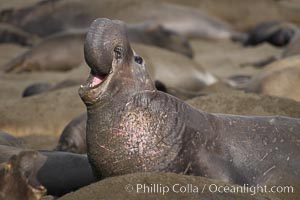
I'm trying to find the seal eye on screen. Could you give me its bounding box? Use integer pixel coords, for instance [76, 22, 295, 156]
[114, 46, 123, 60]
[134, 56, 143, 65]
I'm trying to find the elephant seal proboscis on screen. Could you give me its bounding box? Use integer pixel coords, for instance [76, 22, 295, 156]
[79, 19, 300, 189]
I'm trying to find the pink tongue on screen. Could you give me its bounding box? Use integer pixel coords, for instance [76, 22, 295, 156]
[91, 75, 103, 87]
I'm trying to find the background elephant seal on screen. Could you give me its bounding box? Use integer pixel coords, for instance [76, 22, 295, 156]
[243, 55, 300, 102]
[0, 0, 236, 40]
[127, 22, 193, 58]
[2, 31, 86, 73]
[55, 113, 87, 154]
[0, 150, 46, 200]
[22, 80, 82, 98]
[2, 24, 193, 73]
[0, 145, 96, 197]
[0, 22, 40, 46]
[241, 29, 300, 68]
[0, 131, 24, 147]
[242, 20, 298, 47]
[22, 82, 52, 97]
[80, 18, 300, 188]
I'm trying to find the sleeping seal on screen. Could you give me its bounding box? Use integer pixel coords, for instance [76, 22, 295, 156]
[0, 0, 235, 40]
[79, 18, 300, 189]
[2, 24, 193, 73]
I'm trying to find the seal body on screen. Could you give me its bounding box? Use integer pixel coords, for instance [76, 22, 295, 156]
[80, 18, 300, 187]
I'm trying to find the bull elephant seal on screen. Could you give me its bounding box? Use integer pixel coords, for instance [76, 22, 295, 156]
[55, 113, 87, 154]
[80, 18, 300, 188]
[0, 145, 96, 196]
[0, 151, 46, 200]
[242, 20, 298, 47]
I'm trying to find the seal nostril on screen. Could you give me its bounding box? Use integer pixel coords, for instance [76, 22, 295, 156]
[134, 56, 143, 65]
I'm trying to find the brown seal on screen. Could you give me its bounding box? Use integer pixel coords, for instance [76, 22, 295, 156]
[0, 150, 46, 200]
[79, 19, 300, 188]
[0, 145, 96, 197]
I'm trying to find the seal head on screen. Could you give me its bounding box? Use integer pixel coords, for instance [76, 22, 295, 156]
[79, 18, 155, 105]
[0, 151, 46, 200]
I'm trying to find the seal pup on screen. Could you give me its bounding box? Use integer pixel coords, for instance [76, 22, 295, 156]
[80, 18, 300, 187]
[0, 150, 46, 200]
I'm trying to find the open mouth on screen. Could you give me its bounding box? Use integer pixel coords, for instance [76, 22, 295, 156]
[27, 177, 46, 194]
[85, 71, 107, 89]
[79, 68, 111, 105]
